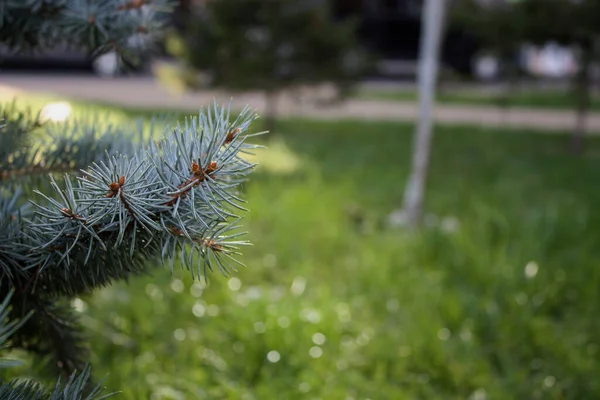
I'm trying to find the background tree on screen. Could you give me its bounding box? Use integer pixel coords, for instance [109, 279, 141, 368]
[451, 0, 600, 152]
[0, 1, 261, 398]
[450, 0, 527, 109]
[516, 0, 597, 153]
[167, 0, 367, 131]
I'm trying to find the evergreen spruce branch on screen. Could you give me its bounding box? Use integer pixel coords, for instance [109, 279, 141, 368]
[0, 188, 31, 281]
[0, 112, 155, 184]
[0, 0, 174, 62]
[0, 103, 43, 170]
[0, 366, 113, 400]
[0, 290, 33, 369]
[0, 292, 111, 399]
[17, 104, 262, 296]
[0, 380, 48, 400]
[49, 365, 115, 400]
[8, 296, 89, 380]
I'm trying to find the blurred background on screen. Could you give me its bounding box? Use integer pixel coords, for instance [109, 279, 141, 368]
[2, 0, 592, 81]
[3, 0, 600, 399]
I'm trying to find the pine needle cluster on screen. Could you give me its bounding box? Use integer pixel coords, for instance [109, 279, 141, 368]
[0, 1, 263, 397]
[0, 100, 262, 398]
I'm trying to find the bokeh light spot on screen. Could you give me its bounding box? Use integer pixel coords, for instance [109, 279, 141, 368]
[267, 350, 280, 363]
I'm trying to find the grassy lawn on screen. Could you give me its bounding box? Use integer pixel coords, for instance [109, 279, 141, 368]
[357, 87, 600, 111]
[7, 97, 600, 399]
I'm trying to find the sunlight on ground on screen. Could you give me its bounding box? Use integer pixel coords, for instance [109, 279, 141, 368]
[153, 62, 188, 94]
[245, 138, 301, 174]
[40, 102, 72, 122]
[0, 85, 23, 102]
[0, 88, 63, 110]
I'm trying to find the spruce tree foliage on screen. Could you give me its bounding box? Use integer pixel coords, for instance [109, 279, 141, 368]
[0, 1, 263, 397]
[0, 0, 173, 66]
[168, 0, 366, 130]
[0, 291, 113, 399]
[0, 102, 262, 397]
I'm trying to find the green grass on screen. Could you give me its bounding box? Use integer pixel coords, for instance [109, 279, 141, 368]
[8, 98, 600, 399]
[357, 87, 600, 111]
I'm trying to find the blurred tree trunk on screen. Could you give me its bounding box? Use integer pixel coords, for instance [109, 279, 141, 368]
[401, 0, 446, 228]
[572, 49, 591, 154]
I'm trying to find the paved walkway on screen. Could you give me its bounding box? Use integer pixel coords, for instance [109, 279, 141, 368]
[2, 73, 600, 133]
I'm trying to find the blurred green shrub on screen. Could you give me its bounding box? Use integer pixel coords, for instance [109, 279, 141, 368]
[165, 0, 370, 130]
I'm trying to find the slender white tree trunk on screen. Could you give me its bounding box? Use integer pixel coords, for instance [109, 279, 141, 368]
[401, 0, 446, 228]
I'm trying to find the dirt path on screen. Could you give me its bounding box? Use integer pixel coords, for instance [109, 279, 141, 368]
[2, 73, 600, 133]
